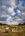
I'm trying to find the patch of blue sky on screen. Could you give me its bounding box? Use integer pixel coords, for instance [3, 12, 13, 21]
[19, 0, 25, 7]
[0, 8, 3, 14]
[0, 17, 7, 21]
[15, 0, 19, 5]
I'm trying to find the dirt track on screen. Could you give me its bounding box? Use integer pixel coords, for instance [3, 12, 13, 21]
[0, 32, 25, 36]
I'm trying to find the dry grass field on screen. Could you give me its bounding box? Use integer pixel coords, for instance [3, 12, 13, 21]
[0, 23, 25, 36]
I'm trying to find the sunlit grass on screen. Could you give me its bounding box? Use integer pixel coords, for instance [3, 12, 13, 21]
[0, 23, 25, 36]
[0, 24, 25, 32]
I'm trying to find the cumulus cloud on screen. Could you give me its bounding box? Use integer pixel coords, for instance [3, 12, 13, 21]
[7, 7, 16, 16]
[0, 0, 25, 25]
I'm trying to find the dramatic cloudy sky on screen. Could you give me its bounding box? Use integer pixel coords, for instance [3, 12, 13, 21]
[0, 0, 25, 25]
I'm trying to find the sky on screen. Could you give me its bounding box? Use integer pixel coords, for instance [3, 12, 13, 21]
[0, 0, 25, 25]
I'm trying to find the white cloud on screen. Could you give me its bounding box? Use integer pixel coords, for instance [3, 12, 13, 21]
[7, 7, 13, 14]
[17, 9, 21, 13]
[7, 7, 16, 16]
[6, 15, 12, 21]
[9, 0, 16, 8]
[2, 5, 6, 9]
[0, 0, 25, 25]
